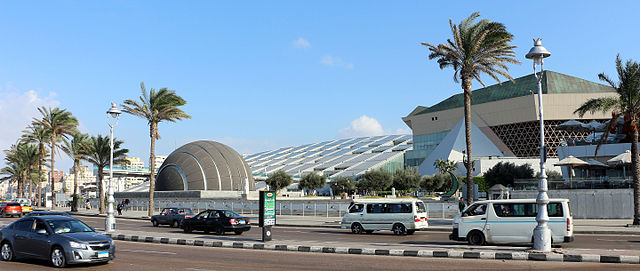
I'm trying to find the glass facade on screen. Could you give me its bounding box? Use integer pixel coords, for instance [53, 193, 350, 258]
[405, 130, 450, 167]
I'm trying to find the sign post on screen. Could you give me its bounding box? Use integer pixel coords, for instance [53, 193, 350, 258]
[259, 191, 276, 242]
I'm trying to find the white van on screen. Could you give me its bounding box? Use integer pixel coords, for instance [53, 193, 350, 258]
[450, 199, 574, 245]
[341, 199, 428, 235]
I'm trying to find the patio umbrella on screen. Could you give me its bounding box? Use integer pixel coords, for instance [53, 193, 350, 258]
[583, 159, 608, 177]
[586, 120, 606, 132]
[555, 120, 590, 132]
[554, 155, 589, 187]
[607, 150, 631, 179]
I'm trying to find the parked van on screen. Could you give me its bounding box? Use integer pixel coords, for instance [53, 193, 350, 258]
[341, 199, 428, 235]
[450, 199, 574, 245]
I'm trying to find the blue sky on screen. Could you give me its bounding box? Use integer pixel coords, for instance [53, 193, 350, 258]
[2, 1, 640, 171]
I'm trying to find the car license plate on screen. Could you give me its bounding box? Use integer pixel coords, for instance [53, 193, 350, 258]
[239, 220, 246, 224]
[97, 251, 109, 258]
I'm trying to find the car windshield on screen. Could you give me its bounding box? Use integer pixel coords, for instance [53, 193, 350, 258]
[222, 210, 241, 218]
[47, 219, 93, 234]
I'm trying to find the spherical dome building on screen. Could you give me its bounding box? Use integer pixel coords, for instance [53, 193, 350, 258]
[156, 140, 255, 191]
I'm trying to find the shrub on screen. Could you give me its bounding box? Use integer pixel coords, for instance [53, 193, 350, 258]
[330, 176, 355, 195]
[299, 172, 327, 193]
[392, 167, 421, 192]
[484, 162, 534, 187]
[357, 168, 392, 195]
[265, 170, 293, 192]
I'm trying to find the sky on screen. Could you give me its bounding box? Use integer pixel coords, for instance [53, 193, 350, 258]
[1, 1, 640, 172]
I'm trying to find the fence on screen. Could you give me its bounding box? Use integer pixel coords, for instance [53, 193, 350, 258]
[99, 198, 460, 219]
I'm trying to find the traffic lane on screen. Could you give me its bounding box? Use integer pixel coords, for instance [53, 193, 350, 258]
[71, 216, 640, 252]
[2, 240, 636, 271]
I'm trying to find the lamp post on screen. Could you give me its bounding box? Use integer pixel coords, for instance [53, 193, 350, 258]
[106, 102, 122, 232]
[526, 38, 552, 252]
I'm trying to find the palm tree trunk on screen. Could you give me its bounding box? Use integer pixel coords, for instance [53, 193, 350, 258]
[148, 123, 157, 217]
[631, 126, 640, 225]
[462, 77, 474, 205]
[99, 168, 105, 214]
[72, 159, 79, 212]
[50, 136, 56, 209]
[37, 147, 44, 208]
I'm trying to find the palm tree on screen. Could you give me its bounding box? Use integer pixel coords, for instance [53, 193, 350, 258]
[3, 143, 38, 198]
[83, 135, 129, 214]
[33, 107, 78, 208]
[421, 12, 520, 205]
[61, 132, 90, 212]
[22, 124, 50, 207]
[574, 55, 640, 225]
[0, 163, 21, 198]
[122, 82, 191, 217]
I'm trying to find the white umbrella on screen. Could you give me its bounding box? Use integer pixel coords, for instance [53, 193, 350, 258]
[607, 150, 631, 166]
[555, 120, 590, 132]
[584, 159, 608, 167]
[554, 155, 589, 187]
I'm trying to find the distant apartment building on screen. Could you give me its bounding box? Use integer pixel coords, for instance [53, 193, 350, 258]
[153, 155, 167, 170]
[63, 165, 97, 195]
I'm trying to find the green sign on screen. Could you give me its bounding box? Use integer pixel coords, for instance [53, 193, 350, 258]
[259, 191, 276, 227]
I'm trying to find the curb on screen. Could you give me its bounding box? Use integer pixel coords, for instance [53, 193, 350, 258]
[106, 233, 640, 264]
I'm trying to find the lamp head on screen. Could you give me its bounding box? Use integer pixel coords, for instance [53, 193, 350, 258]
[525, 38, 551, 64]
[106, 103, 122, 118]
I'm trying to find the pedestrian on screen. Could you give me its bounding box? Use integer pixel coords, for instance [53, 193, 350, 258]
[85, 199, 91, 210]
[117, 203, 123, 215]
[458, 197, 467, 212]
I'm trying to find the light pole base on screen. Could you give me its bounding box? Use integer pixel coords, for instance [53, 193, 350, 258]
[533, 225, 552, 251]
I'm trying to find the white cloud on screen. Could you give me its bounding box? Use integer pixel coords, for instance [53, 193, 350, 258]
[0, 84, 60, 167]
[320, 55, 354, 69]
[338, 115, 384, 138]
[292, 37, 311, 49]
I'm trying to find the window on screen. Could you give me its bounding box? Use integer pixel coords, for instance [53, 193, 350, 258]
[349, 204, 364, 213]
[388, 203, 412, 213]
[464, 204, 487, 216]
[13, 219, 34, 232]
[366, 203, 386, 214]
[47, 220, 93, 234]
[416, 202, 426, 213]
[195, 211, 209, 219]
[35, 220, 48, 232]
[222, 210, 241, 218]
[493, 203, 564, 217]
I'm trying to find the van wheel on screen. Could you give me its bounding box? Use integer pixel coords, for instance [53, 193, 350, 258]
[351, 223, 363, 234]
[406, 230, 415, 235]
[392, 224, 406, 235]
[467, 231, 485, 246]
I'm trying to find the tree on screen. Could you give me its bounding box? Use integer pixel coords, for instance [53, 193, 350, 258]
[83, 135, 129, 214]
[60, 132, 89, 212]
[433, 159, 458, 174]
[122, 82, 191, 217]
[2, 143, 38, 198]
[357, 168, 393, 195]
[298, 172, 327, 195]
[33, 107, 78, 207]
[265, 170, 293, 193]
[574, 55, 640, 225]
[329, 176, 355, 198]
[422, 12, 520, 205]
[22, 124, 50, 207]
[483, 162, 534, 187]
[392, 167, 421, 193]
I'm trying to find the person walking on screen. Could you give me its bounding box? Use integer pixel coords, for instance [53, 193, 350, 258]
[458, 197, 467, 212]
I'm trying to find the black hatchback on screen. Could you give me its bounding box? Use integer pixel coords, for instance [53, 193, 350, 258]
[182, 209, 250, 235]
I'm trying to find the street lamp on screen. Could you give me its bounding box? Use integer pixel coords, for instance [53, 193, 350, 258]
[525, 38, 552, 252]
[106, 102, 122, 232]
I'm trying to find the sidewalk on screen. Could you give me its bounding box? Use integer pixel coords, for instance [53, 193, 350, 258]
[68, 208, 640, 235]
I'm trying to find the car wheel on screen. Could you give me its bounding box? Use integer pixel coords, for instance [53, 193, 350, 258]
[17, 214, 22, 218]
[392, 223, 406, 236]
[183, 224, 192, 233]
[50, 246, 67, 268]
[215, 226, 224, 235]
[351, 223, 363, 234]
[172, 220, 179, 228]
[1, 242, 14, 261]
[152, 219, 159, 227]
[406, 230, 415, 235]
[467, 231, 485, 246]
[234, 230, 243, 235]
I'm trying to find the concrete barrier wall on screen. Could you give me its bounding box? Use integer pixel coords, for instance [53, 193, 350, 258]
[511, 189, 633, 219]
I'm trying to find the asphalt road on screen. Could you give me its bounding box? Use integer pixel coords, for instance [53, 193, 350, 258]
[1, 241, 636, 271]
[64, 216, 640, 252]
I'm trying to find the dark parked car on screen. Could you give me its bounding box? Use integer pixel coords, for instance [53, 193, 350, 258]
[25, 211, 71, 217]
[182, 209, 250, 235]
[151, 207, 194, 228]
[0, 216, 115, 267]
[0, 202, 23, 218]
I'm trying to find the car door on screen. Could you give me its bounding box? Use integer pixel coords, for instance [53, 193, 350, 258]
[193, 211, 209, 231]
[12, 219, 34, 256]
[27, 219, 51, 259]
[158, 208, 170, 224]
[458, 203, 488, 239]
[205, 211, 221, 231]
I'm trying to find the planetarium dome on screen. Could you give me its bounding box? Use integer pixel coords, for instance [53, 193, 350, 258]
[156, 140, 255, 191]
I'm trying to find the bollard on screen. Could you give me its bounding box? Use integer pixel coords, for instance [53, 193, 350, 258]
[441, 203, 445, 219]
[314, 202, 317, 216]
[326, 203, 329, 217]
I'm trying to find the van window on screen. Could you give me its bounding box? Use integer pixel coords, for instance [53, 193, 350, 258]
[494, 203, 564, 217]
[349, 204, 364, 213]
[388, 203, 412, 213]
[464, 204, 487, 216]
[416, 202, 426, 213]
[366, 203, 386, 214]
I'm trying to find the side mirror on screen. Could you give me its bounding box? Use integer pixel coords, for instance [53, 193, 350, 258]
[36, 229, 48, 235]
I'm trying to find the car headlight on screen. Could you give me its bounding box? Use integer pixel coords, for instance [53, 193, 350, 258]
[69, 241, 87, 249]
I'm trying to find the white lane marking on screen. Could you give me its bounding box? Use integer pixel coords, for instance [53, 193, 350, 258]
[118, 249, 176, 255]
[186, 268, 217, 271]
